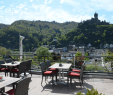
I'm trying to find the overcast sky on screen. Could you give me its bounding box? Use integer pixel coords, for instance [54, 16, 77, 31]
[0, 0, 113, 24]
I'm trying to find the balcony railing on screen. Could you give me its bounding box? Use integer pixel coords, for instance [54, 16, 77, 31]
[1, 54, 113, 74]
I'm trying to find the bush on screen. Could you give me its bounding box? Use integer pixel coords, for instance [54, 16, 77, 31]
[85, 64, 104, 71]
[76, 88, 105, 95]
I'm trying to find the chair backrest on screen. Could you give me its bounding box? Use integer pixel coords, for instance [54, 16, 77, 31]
[40, 62, 46, 71]
[5, 58, 12, 63]
[26, 60, 32, 72]
[0, 60, 5, 64]
[15, 77, 31, 95]
[18, 61, 26, 75]
[46, 60, 51, 68]
[80, 64, 84, 79]
[0, 60, 5, 68]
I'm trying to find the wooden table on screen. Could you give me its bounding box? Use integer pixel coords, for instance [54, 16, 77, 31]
[0, 76, 20, 93]
[1, 61, 21, 77]
[49, 63, 72, 84]
[0, 76, 20, 88]
[1, 61, 20, 67]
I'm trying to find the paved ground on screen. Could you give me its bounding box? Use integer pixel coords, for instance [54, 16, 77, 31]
[1, 73, 113, 95]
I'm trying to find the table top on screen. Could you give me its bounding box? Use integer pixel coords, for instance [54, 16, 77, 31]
[0, 76, 20, 88]
[49, 63, 72, 69]
[1, 61, 21, 66]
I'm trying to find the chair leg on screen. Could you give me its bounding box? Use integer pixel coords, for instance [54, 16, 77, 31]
[67, 77, 69, 85]
[41, 76, 43, 84]
[45, 76, 46, 82]
[56, 74, 57, 82]
[30, 70, 32, 77]
[79, 78, 82, 86]
[5, 72, 6, 76]
[13, 73, 15, 77]
[52, 76, 53, 84]
[17, 73, 19, 78]
[82, 77, 83, 84]
[10, 72, 12, 77]
[70, 78, 72, 84]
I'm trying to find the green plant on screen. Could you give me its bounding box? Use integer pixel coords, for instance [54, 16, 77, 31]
[36, 46, 51, 59]
[84, 52, 89, 61]
[86, 88, 105, 95]
[85, 64, 104, 71]
[76, 91, 83, 95]
[76, 88, 105, 95]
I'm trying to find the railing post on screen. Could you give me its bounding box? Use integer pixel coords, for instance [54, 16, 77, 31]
[44, 55, 45, 63]
[74, 54, 75, 68]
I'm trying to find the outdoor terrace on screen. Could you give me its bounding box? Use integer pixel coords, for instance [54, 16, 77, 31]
[1, 54, 113, 95]
[1, 73, 113, 95]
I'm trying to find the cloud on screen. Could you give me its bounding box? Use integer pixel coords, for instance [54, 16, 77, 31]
[60, 0, 65, 4]
[45, 0, 47, 5]
[30, 0, 33, 2]
[45, 0, 53, 5]
[0, 1, 3, 4]
[60, 0, 113, 12]
[0, 1, 112, 24]
[99, 15, 106, 21]
[0, 6, 5, 10]
[48, 0, 53, 4]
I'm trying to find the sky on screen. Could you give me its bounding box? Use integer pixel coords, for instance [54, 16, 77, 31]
[0, 0, 113, 25]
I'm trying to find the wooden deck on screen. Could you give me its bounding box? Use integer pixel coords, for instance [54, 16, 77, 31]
[1, 73, 113, 95]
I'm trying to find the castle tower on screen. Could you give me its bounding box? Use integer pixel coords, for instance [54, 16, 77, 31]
[94, 12, 98, 19]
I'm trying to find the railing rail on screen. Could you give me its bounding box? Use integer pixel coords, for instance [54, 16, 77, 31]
[1, 54, 113, 73]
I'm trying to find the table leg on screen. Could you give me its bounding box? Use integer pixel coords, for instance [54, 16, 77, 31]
[9, 66, 13, 77]
[62, 69, 64, 79]
[59, 69, 61, 82]
[57, 69, 67, 85]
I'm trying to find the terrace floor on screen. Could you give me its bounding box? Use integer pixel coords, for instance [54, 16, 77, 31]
[1, 73, 113, 95]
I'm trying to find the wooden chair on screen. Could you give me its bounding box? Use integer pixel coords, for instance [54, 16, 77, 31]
[2, 77, 31, 95]
[10, 61, 26, 78]
[5, 58, 12, 63]
[0, 60, 9, 76]
[46, 60, 58, 72]
[25, 60, 32, 77]
[67, 64, 84, 86]
[40, 62, 57, 85]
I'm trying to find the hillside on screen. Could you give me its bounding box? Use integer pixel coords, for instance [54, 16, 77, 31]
[0, 20, 78, 51]
[0, 23, 9, 29]
[56, 24, 113, 48]
[1, 19, 113, 51]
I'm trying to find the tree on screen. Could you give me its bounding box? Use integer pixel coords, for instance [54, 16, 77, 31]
[84, 52, 89, 61]
[36, 46, 51, 59]
[75, 52, 84, 60]
[0, 46, 6, 56]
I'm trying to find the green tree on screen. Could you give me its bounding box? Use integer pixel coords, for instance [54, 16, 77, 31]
[84, 52, 89, 61]
[0, 46, 6, 56]
[36, 46, 51, 59]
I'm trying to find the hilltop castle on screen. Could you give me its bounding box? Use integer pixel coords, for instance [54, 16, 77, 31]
[79, 13, 109, 25]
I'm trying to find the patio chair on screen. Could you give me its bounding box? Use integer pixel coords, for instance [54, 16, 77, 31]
[40, 62, 57, 85]
[10, 61, 26, 78]
[5, 58, 12, 63]
[2, 77, 31, 95]
[0, 60, 9, 76]
[70, 61, 85, 73]
[46, 60, 58, 72]
[67, 64, 84, 86]
[25, 60, 32, 77]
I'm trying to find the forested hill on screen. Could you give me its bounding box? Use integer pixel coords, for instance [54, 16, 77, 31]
[0, 20, 78, 51]
[56, 23, 113, 48]
[0, 23, 9, 29]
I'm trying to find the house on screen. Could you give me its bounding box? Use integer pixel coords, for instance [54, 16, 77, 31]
[49, 45, 55, 50]
[53, 38, 57, 41]
[63, 47, 67, 52]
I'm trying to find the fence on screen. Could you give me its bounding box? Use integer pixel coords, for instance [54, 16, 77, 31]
[1, 54, 113, 73]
